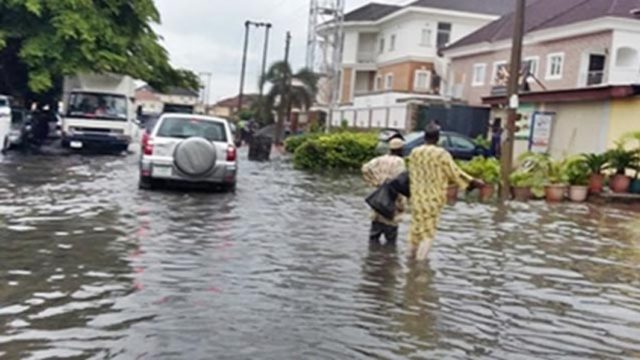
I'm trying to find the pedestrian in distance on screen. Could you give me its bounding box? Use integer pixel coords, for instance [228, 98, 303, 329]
[362, 138, 407, 247]
[408, 122, 484, 260]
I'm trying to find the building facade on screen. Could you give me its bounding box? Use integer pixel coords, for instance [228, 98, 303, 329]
[329, 0, 513, 131]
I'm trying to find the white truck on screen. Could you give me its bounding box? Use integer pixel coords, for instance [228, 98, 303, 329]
[62, 73, 137, 152]
[0, 95, 11, 152]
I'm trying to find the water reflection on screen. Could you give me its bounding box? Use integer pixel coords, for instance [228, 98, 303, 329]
[1, 151, 639, 359]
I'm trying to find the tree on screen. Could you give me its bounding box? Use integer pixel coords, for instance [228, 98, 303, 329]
[0, 0, 199, 104]
[261, 61, 318, 144]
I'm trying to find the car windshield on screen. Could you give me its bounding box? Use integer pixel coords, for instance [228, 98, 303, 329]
[157, 117, 227, 142]
[0, 98, 8, 107]
[404, 132, 424, 143]
[67, 92, 127, 121]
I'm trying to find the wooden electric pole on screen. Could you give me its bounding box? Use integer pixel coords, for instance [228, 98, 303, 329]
[275, 31, 291, 145]
[500, 0, 527, 201]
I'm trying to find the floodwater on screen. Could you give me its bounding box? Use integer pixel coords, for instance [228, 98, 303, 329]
[1, 149, 639, 360]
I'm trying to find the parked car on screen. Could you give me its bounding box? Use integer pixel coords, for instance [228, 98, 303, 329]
[377, 130, 488, 161]
[139, 114, 237, 191]
[5, 108, 32, 149]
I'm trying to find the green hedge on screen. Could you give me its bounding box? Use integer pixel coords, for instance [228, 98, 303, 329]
[293, 132, 378, 171]
[284, 133, 322, 153]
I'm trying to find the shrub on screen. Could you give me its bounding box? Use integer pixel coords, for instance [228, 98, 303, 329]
[293, 132, 378, 171]
[459, 156, 501, 184]
[284, 133, 322, 153]
[564, 157, 590, 186]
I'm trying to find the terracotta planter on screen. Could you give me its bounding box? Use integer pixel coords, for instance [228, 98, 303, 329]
[588, 173, 605, 194]
[447, 186, 459, 204]
[479, 184, 496, 202]
[545, 184, 567, 202]
[511, 186, 532, 201]
[610, 174, 631, 193]
[569, 185, 589, 202]
[630, 179, 640, 194]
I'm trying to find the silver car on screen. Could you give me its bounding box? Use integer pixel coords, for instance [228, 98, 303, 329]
[139, 114, 237, 191]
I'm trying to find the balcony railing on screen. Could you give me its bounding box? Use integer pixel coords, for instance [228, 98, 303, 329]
[356, 51, 376, 63]
[587, 71, 604, 86]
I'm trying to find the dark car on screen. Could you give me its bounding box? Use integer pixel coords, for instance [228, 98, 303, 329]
[377, 130, 488, 161]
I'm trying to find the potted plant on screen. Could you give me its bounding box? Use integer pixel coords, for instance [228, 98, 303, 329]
[462, 157, 500, 201]
[544, 159, 569, 202]
[565, 157, 590, 202]
[517, 152, 552, 199]
[630, 167, 640, 194]
[582, 153, 608, 194]
[509, 170, 534, 201]
[605, 147, 639, 193]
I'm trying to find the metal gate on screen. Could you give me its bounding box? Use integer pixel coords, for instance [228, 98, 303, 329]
[416, 104, 490, 138]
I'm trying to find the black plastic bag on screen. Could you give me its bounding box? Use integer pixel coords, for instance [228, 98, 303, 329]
[365, 183, 399, 221]
[388, 171, 410, 198]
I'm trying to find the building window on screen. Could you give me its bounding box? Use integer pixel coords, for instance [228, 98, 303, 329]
[385, 73, 394, 90]
[546, 53, 564, 80]
[523, 57, 539, 80]
[492, 61, 509, 86]
[472, 63, 487, 86]
[420, 29, 432, 47]
[389, 34, 396, 52]
[414, 70, 431, 91]
[379, 38, 385, 54]
[437, 22, 452, 49]
[375, 75, 383, 91]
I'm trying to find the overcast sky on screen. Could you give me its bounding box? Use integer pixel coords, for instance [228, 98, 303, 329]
[154, 0, 409, 103]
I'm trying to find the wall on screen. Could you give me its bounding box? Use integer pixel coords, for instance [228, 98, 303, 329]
[449, 31, 613, 106]
[376, 61, 434, 92]
[609, 97, 640, 147]
[340, 67, 353, 104]
[331, 104, 409, 131]
[342, 31, 359, 64]
[609, 29, 640, 85]
[545, 101, 610, 158]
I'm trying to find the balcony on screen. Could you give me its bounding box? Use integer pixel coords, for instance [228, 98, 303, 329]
[586, 71, 604, 86]
[356, 51, 376, 64]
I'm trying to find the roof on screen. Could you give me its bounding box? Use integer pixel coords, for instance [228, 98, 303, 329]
[136, 84, 199, 98]
[449, 0, 640, 50]
[408, 0, 515, 16]
[214, 94, 259, 108]
[344, 3, 401, 22]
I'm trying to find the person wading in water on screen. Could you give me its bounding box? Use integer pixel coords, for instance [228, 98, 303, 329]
[408, 122, 484, 260]
[362, 138, 406, 246]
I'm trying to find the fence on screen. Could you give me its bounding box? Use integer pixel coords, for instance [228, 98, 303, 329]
[330, 105, 409, 131]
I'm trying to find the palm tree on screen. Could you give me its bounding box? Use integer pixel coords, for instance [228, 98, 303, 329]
[260, 61, 318, 144]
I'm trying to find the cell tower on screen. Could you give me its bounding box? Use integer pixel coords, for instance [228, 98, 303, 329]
[306, 0, 345, 111]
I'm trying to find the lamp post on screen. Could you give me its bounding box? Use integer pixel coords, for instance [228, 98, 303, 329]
[238, 21, 272, 115]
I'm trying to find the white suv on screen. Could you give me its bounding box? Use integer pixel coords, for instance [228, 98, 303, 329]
[139, 114, 237, 191]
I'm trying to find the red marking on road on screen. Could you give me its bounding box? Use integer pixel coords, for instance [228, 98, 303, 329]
[207, 286, 222, 294]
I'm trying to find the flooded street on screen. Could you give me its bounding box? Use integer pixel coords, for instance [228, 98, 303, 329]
[1, 150, 640, 359]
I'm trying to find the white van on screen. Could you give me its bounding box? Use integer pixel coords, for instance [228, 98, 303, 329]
[0, 95, 11, 152]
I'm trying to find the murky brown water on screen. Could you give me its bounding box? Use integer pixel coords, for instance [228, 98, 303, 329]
[1, 149, 639, 359]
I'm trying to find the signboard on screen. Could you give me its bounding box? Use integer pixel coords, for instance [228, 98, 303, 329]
[515, 104, 535, 140]
[529, 112, 555, 153]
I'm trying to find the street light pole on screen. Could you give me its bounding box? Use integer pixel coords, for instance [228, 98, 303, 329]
[259, 24, 272, 99]
[238, 20, 251, 114]
[500, 0, 527, 201]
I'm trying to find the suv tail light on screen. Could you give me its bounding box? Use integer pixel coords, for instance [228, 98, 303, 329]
[141, 132, 154, 155]
[226, 145, 237, 162]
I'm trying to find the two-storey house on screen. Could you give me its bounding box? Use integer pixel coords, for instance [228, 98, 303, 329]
[329, 0, 513, 131]
[444, 0, 640, 157]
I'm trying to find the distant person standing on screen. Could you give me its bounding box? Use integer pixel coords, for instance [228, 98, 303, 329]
[408, 122, 484, 260]
[362, 138, 407, 246]
[490, 118, 503, 158]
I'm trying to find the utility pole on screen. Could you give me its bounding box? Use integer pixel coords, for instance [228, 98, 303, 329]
[238, 21, 251, 114]
[259, 23, 272, 99]
[275, 31, 292, 145]
[500, 0, 527, 201]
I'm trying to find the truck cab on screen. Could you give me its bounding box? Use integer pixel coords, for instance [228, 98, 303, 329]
[61, 74, 137, 152]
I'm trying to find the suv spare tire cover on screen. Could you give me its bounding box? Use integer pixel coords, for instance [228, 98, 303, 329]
[173, 137, 217, 176]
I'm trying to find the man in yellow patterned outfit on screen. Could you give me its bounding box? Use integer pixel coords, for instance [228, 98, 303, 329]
[408, 123, 483, 260]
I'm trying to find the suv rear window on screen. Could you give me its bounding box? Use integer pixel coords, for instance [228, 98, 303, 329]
[156, 117, 227, 142]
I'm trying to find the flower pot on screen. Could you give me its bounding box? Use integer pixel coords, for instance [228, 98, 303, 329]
[479, 184, 496, 202]
[630, 179, 640, 194]
[447, 186, 459, 204]
[588, 173, 605, 194]
[511, 186, 532, 201]
[545, 184, 567, 202]
[610, 174, 631, 193]
[569, 185, 589, 202]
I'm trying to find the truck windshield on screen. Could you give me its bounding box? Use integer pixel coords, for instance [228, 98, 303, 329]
[0, 99, 8, 107]
[67, 92, 127, 121]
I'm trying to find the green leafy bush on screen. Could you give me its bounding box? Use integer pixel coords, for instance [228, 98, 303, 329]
[459, 157, 501, 184]
[293, 132, 378, 171]
[582, 153, 608, 174]
[564, 157, 590, 186]
[284, 133, 322, 153]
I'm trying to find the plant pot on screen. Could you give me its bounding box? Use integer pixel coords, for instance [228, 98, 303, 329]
[588, 173, 605, 194]
[569, 185, 589, 202]
[630, 179, 640, 194]
[511, 186, 532, 201]
[479, 184, 496, 202]
[447, 186, 459, 204]
[545, 184, 567, 202]
[610, 174, 631, 193]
